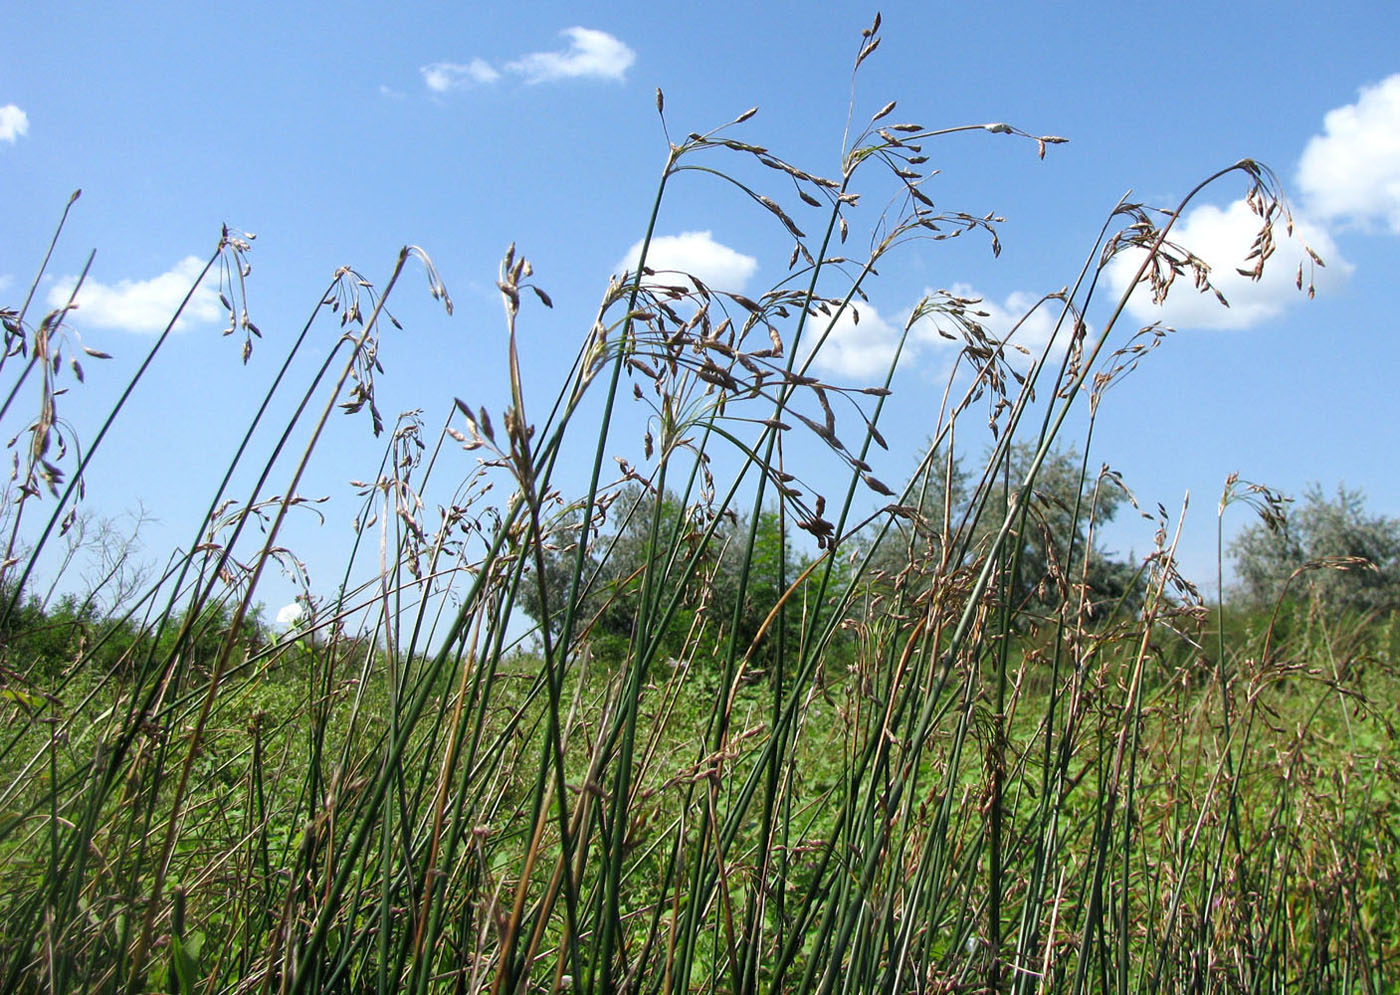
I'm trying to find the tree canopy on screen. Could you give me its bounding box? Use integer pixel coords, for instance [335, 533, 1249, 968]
[862, 441, 1143, 621]
[517, 486, 805, 664]
[1231, 483, 1400, 617]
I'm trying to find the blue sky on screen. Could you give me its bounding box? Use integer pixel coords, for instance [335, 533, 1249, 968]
[3, 1, 1398, 623]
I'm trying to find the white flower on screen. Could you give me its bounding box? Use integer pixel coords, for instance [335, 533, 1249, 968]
[275, 601, 305, 629]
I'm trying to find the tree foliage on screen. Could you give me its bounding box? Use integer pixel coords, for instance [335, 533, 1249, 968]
[0, 578, 268, 684]
[518, 486, 804, 663]
[863, 441, 1142, 620]
[1231, 483, 1400, 616]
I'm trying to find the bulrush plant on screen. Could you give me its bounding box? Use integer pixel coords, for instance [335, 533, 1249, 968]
[0, 13, 1395, 994]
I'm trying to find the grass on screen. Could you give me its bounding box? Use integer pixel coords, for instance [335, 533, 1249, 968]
[1, 14, 1397, 993]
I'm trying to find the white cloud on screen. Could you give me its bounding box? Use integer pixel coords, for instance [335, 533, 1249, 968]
[805, 302, 905, 380]
[420, 59, 501, 92]
[615, 230, 758, 292]
[47, 256, 222, 333]
[0, 274, 13, 294]
[0, 105, 28, 143]
[420, 29, 634, 97]
[914, 284, 1069, 364]
[1297, 74, 1400, 232]
[802, 286, 1074, 382]
[506, 27, 635, 84]
[1103, 199, 1350, 331]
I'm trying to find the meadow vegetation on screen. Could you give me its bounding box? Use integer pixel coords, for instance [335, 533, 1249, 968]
[1, 15, 1397, 993]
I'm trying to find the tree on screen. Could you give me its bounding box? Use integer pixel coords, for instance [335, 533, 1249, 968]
[862, 442, 1141, 620]
[1230, 483, 1400, 617]
[519, 486, 804, 662]
[708, 506, 806, 663]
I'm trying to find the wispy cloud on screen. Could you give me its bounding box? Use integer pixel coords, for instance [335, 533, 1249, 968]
[1297, 73, 1400, 233]
[615, 231, 758, 292]
[0, 105, 28, 143]
[419, 59, 501, 93]
[506, 27, 636, 84]
[1103, 197, 1350, 332]
[47, 256, 221, 334]
[420, 28, 635, 96]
